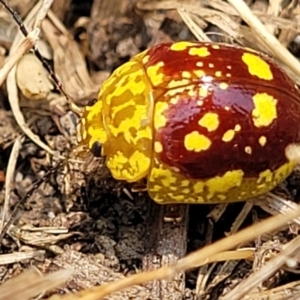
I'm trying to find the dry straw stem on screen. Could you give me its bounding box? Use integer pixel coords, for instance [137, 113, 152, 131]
[0, 28, 39, 86]
[256, 192, 300, 225]
[227, 0, 300, 78]
[0, 136, 24, 234]
[33, 0, 53, 30]
[0, 250, 45, 265]
[6, 0, 64, 159]
[0, 268, 72, 300]
[42, 12, 98, 101]
[177, 9, 211, 42]
[137, 1, 300, 81]
[48, 205, 300, 300]
[243, 279, 300, 299]
[222, 235, 300, 300]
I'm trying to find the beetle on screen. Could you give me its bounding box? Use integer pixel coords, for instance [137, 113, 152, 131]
[78, 41, 300, 205]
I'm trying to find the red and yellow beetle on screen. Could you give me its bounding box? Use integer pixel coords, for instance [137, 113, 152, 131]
[78, 41, 300, 204]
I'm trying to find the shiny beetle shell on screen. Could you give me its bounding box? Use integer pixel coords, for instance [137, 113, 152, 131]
[79, 41, 300, 204]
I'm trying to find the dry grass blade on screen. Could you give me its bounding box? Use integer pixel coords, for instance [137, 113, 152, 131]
[0, 135, 24, 235]
[177, 8, 211, 42]
[42, 12, 97, 102]
[221, 235, 300, 300]
[243, 280, 300, 299]
[0, 268, 72, 300]
[137, 1, 300, 83]
[227, 0, 300, 77]
[0, 28, 39, 86]
[0, 250, 45, 265]
[6, 0, 64, 160]
[47, 205, 300, 299]
[33, 0, 53, 29]
[255, 193, 300, 225]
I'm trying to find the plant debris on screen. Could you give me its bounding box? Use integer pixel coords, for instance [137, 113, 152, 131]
[0, 0, 300, 299]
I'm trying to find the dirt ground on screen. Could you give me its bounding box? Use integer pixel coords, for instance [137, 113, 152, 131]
[1, 0, 300, 299]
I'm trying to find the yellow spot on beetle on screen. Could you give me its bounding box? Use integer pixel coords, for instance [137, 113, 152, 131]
[219, 82, 228, 90]
[128, 151, 150, 175]
[106, 150, 151, 182]
[111, 99, 135, 118]
[170, 41, 196, 51]
[194, 70, 205, 78]
[218, 195, 227, 201]
[154, 102, 169, 129]
[198, 113, 219, 132]
[152, 185, 162, 192]
[212, 44, 220, 49]
[234, 124, 241, 131]
[123, 126, 152, 145]
[252, 93, 277, 127]
[151, 167, 177, 187]
[189, 47, 210, 57]
[182, 71, 192, 78]
[209, 63, 214, 68]
[257, 169, 273, 184]
[221, 124, 241, 142]
[242, 53, 273, 80]
[165, 86, 186, 97]
[142, 55, 149, 64]
[245, 146, 252, 154]
[181, 180, 190, 187]
[259, 136, 267, 147]
[168, 79, 190, 88]
[154, 141, 163, 153]
[199, 86, 209, 97]
[215, 71, 222, 77]
[184, 131, 211, 152]
[169, 194, 185, 201]
[84, 101, 108, 145]
[170, 96, 179, 105]
[196, 61, 204, 67]
[188, 89, 195, 97]
[147, 61, 165, 86]
[109, 104, 148, 139]
[110, 73, 146, 101]
[193, 181, 205, 193]
[222, 129, 235, 142]
[206, 170, 244, 193]
[107, 151, 128, 165]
